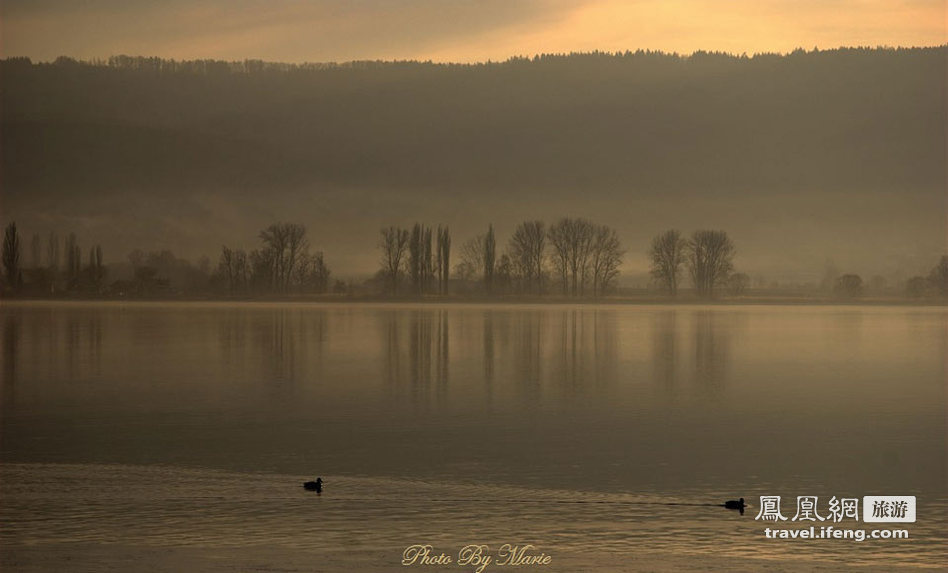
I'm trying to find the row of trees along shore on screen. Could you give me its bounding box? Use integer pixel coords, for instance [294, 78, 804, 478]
[2, 221, 947, 300]
[378, 218, 624, 297]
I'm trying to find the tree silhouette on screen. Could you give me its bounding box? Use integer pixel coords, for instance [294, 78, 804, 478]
[687, 230, 735, 298]
[456, 234, 484, 283]
[249, 248, 274, 293]
[495, 253, 513, 294]
[296, 250, 331, 293]
[548, 217, 594, 296]
[834, 274, 863, 298]
[589, 224, 623, 297]
[436, 226, 451, 295]
[727, 272, 750, 296]
[218, 247, 250, 293]
[259, 222, 308, 292]
[2, 223, 21, 291]
[649, 229, 686, 296]
[408, 223, 435, 295]
[508, 220, 546, 295]
[88, 244, 105, 290]
[409, 223, 423, 294]
[46, 232, 60, 273]
[929, 256, 948, 297]
[423, 226, 433, 293]
[65, 232, 81, 287]
[379, 226, 409, 295]
[483, 225, 496, 295]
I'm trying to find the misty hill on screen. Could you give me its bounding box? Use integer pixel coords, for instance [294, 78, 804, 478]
[1, 48, 945, 280]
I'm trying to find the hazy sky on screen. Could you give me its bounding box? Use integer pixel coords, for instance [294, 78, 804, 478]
[2, 0, 944, 63]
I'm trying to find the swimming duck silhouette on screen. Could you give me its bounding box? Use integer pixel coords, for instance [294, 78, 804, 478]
[303, 477, 323, 493]
[723, 498, 745, 514]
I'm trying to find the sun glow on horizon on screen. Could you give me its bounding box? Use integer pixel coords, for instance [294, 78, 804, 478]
[1, 0, 944, 64]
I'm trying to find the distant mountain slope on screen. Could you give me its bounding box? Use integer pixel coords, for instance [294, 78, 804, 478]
[1, 48, 944, 278]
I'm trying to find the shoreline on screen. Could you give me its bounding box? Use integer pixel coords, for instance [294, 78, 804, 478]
[1, 295, 945, 307]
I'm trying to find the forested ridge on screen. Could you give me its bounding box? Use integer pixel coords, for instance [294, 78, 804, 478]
[2, 47, 943, 195]
[0, 47, 944, 281]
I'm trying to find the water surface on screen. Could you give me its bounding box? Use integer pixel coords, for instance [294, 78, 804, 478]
[1, 302, 945, 569]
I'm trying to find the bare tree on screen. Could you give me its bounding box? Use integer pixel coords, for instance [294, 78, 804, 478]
[233, 249, 249, 291]
[423, 226, 433, 293]
[65, 232, 81, 286]
[649, 229, 686, 296]
[408, 223, 435, 295]
[484, 225, 496, 294]
[455, 234, 484, 282]
[218, 246, 250, 293]
[508, 220, 546, 294]
[379, 226, 409, 295]
[89, 244, 105, 290]
[686, 230, 735, 298]
[46, 232, 60, 272]
[259, 222, 308, 292]
[296, 250, 331, 293]
[409, 223, 422, 294]
[548, 228, 568, 295]
[218, 246, 238, 293]
[548, 217, 594, 296]
[496, 253, 513, 294]
[2, 223, 21, 290]
[249, 248, 275, 293]
[436, 225, 451, 295]
[589, 224, 623, 297]
[284, 226, 306, 290]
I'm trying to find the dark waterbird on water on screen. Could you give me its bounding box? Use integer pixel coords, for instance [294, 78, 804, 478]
[723, 497, 746, 514]
[303, 477, 323, 493]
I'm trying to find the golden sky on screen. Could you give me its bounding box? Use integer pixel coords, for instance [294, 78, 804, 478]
[2, 0, 945, 63]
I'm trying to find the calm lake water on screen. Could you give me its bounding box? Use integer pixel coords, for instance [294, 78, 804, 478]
[1, 301, 945, 570]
